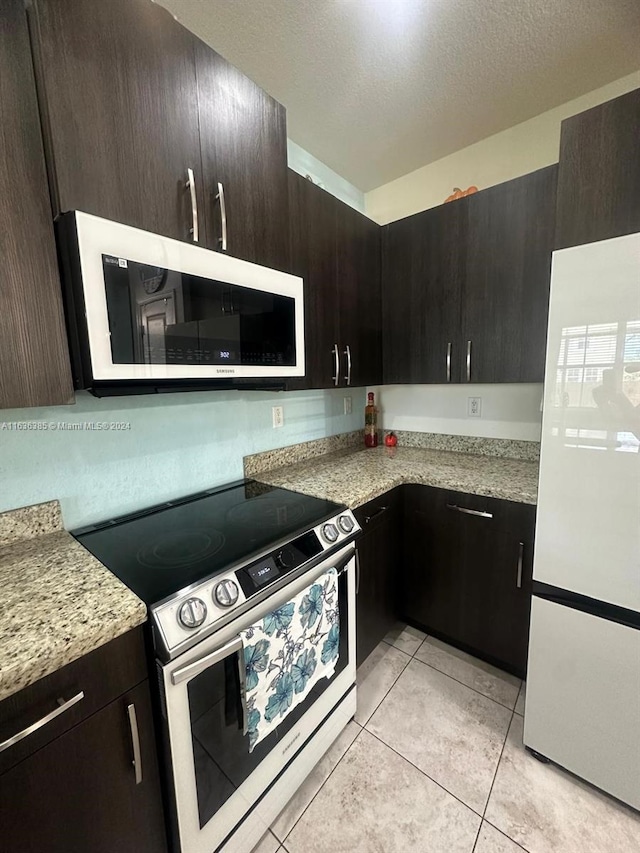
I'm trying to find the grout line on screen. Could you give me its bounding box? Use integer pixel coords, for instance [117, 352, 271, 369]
[482, 818, 531, 852]
[481, 707, 515, 826]
[410, 654, 520, 713]
[364, 728, 485, 819]
[470, 821, 483, 853]
[356, 643, 412, 726]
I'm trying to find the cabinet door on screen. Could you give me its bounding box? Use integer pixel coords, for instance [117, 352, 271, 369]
[30, 0, 203, 243]
[0, 0, 73, 409]
[382, 202, 464, 384]
[555, 88, 640, 249]
[462, 166, 557, 383]
[288, 171, 338, 390]
[336, 202, 382, 388]
[195, 41, 289, 270]
[0, 680, 167, 853]
[355, 489, 402, 666]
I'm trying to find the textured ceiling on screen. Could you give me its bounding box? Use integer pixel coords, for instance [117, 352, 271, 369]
[159, 0, 640, 191]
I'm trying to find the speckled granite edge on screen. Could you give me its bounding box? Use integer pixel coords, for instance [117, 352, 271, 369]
[391, 431, 540, 461]
[244, 430, 362, 477]
[0, 500, 64, 546]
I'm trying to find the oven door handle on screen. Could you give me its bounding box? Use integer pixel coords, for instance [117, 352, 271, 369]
[171, 635, 243, 686]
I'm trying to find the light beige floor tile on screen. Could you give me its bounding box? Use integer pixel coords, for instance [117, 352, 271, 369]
[486, 714, 640, 853]
[474, 821, 527, 852]
[285, 729, 480, 853]
[383, 621, 427, 656]
[354, 641, 411, 725]
[514, 682, 525, 716]
[251, 829, 281, 853]
[271, 721, 360, 841]
[367, 658, 512, 813]
[415, 637, 521, 709]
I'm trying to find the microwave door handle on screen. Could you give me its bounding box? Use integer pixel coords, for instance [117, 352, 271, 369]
[171, 635, 243, 685]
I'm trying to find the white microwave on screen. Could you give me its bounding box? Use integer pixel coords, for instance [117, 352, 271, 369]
[58, 212, 304, 395]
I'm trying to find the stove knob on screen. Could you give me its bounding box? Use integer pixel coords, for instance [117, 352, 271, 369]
[178, 597, 207, 629]
[275, 547, 296, 569]
[321, 523, 339, 543]
[337, 514, 354, 534]
[214, 579, 239, 608]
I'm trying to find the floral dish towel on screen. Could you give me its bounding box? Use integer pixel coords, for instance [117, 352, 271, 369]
[240, 567, 340, 752]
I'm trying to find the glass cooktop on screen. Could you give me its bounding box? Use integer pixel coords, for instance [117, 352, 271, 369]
[73, 480, 343, 605]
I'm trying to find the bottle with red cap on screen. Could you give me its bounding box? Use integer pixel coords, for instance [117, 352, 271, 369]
[364, 392, 378, 448]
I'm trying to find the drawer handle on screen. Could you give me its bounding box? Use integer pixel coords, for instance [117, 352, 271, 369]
[0, 691, 84, 753]
[364, 505, 389, 524]
[446, 504, 493, 519]
[516, 541, 524, 589]
[126, 703, 143, 785]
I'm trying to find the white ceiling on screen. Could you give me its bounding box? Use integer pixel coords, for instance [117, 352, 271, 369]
[160, 0, 640, 192]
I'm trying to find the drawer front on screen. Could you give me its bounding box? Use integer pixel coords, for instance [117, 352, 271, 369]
[354, 487, 402, 534]
[0, 626, 147, 774]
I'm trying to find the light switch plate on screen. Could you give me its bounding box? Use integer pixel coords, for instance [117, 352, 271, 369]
[343, 396, 352, 415]
[272, 406, 284, 428]
[468, 397, 482, 417]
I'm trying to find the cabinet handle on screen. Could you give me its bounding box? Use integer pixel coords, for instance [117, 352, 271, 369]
[344, 344, 352, 386]
[446, 342, 452, 383]
[466, 340, 472, 382]
[216, 181, 228, 251]
[126, 703, 143, 785]
[332, 343, 340, 386]
[0, 691, 84, 753]
[355, 547, 361, 595]
[516, 542, 524, 589]
[186, 168, 199, 243]
[364, 505, 389, 524]
[446, 504, 493, 519]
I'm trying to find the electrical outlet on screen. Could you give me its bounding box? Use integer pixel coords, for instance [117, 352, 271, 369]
[272, 405, 284, 428]
[468, 396, 482, 417]
[343, 396, 352, 415]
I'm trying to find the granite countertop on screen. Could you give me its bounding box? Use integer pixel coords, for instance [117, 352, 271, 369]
[254, 445, 539, 508]
[0, 501, 147, 702]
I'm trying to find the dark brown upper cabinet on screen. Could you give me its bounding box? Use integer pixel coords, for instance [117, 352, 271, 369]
[30, 0, 204, 244]
[382, 165, 557, 385]
[288, 170, 382, 390]
[555, 87, 640, 250]
[194, 41, 290, 270]
[0, 0, 73, 409]
[463, 165, 557, 383]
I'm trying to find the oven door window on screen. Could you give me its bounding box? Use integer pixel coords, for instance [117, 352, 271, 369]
[186, 565, 350, 830]
[102, 255, 296, 367]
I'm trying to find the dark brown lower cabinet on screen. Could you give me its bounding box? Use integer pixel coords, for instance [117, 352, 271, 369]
[0, 631, 167, 853]
[354, 488, 402, 666]
[402, 485, 535, 677]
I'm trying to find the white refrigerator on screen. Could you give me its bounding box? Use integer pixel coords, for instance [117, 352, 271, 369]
[524, 231, 640, 810]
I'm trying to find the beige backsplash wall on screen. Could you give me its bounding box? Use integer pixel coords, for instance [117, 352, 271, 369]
[369, 384, 543, 442]
[365, 70, 640, 225]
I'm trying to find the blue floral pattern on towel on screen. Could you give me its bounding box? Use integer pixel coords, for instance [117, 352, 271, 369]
[240, 567, 340, 751]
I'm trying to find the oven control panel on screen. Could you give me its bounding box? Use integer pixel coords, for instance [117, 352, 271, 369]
[152, 508, 360, 657]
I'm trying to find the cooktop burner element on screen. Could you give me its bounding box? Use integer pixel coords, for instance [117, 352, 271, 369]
[137, 529, 226, 569]
[226, 493, 307, 531]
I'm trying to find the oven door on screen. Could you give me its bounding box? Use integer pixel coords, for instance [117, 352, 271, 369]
[160, 543, 356, 853]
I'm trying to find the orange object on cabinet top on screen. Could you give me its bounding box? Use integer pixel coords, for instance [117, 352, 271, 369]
[444, 186, 478, 203]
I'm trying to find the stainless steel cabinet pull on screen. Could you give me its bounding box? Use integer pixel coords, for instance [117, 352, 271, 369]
[446, 342, 452, 383]
[355, 548, 361, 595]
[516, 542, 524, 589]
[364, 505, 389, 524]
[332, 344, 340, 386]
[446, 504, 493, 519]
[0, 691, 84, 753]
[216, 181, 228, 251]
[466, 340, 472, 382]
[126, 703, 143, 785]
[344, 345, 352, 386]
[186, 168, 198, 243]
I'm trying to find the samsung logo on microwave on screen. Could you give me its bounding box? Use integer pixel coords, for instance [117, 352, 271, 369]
[216, 368, 236, 374]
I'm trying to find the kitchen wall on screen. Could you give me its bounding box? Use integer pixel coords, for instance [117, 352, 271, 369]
[369, 384, 543, 442]
[287, 139, 366, 213]
[0, 387, 365, 530]
[365, 70, 640, 225]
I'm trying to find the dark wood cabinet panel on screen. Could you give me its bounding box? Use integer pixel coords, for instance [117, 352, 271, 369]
[0, 0, 73, 409]
[382, 202, 464, 384]
[555, 88, 640, 249]
[30, 0, 203, 243]
[195, 41, 289, 269]
[0, 679, 167, 853]
[463, 165, 557, 383]
[355, 489, 402, 666]
[403, 485, 535, 676]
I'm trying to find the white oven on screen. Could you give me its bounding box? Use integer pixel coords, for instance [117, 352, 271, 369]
[158, 543, 356, 853]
